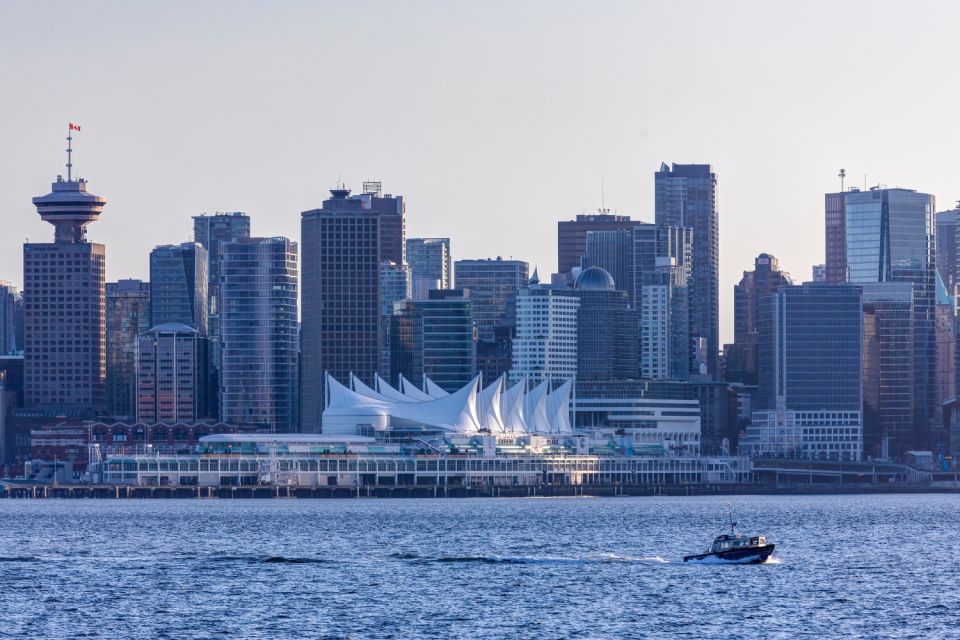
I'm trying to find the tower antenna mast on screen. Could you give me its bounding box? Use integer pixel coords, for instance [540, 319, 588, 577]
[838, 168, 846, 192]
[67, 125, 73, 182]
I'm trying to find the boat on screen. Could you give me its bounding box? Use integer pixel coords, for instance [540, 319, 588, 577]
[683, 505, 775, 564]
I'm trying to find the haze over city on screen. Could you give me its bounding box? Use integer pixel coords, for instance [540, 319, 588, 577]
[3, 0, 959, 343]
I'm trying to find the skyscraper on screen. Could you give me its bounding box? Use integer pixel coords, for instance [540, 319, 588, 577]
[218, 237, 299, 432]
[192, 212, 251, 345]
[557, 212, 635, 277]
[824, 190, 849, 284]
[812, 264, 826, 283]
[861, 283, 914, 459]
[24, 150, 107, 412]
[391, 289, 476, 392]
[406, 238, 452, 300]
[0, 282, 21, 356]
[573, 267, 638, 380]
[510, 283, 580, 384]
[583, 229, 634, 295]
[149, 243, 209, 335]
[300, 185, 405, 431]
[726, 253, 792, 384]
[640, 258, 689, 381]
[845, 187, 936, 449]
[454, 258, 529, 380]
[106, 279, 151, 418]
[935, 206, 959, 294]
[742, 283, 864, 460]
[136, 323, 211, 424]
[379, 261, 411, 380]
[655, 163, 719, 377]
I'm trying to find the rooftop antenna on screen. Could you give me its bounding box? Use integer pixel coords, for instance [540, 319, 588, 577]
[838, 168, 846, 192]
[66, 122, 80, 181]
[601, 174, 606, 212]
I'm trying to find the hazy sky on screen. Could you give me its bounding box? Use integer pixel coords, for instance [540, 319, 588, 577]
[3, 0, 959, 344]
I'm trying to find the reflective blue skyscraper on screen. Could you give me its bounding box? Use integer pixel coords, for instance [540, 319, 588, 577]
[845, 187, 936, 449]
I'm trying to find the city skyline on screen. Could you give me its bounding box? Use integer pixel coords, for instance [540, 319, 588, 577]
[5, 1, 960, 345]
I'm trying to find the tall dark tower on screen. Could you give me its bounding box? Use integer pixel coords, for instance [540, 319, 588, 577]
[23, 127, 107, 411]
[655, 163, 719, 378]
[300, 184, 405, 431]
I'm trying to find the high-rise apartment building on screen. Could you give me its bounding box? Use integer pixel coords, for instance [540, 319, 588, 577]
[379, 261, 411, 380]
[726, 253, 792, 384]
[824, 190, 849, 284]
[106, 279, 151, 418]
[136, 323, 210, 423]
[24, 163, 107, 412]
[192, 212, 251, 343]
[149, 243, 209, 335]
[573, 267, 638, 380]
[454, 258, 529, 380]
[0, 282, 21, 356]
[407, 238, 452, 300]
[845, 187, 936, 449]
[510, 284, 580, 384]
[812, 264, 826, 283]
[390, 289, 476, 393]
[655, 163, 719, 377]
[218, 237, 299, 433]
[742, 283, 864, 460]
[557, 212, 635, 276]
[640, 258, 689, 381]
[300, 185, 405, 431]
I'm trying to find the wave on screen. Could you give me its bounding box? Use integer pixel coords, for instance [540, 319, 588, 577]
[0, 556, 40, 563]
[393, 552, 668, 565]
[210, 554, 330, 565]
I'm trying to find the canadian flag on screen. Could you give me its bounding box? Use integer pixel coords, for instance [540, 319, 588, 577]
[69, 123, 81, 131]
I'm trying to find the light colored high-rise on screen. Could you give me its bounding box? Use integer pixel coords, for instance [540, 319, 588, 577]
[407, 238, 452, 300]
[510, 282, 579, 384]
[218, 237, 299, 432]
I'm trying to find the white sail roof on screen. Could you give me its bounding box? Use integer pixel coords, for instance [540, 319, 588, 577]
[325, 374, 482, 433]
[424, 376, 450, 398]
[546, 378, 573, 434]
[501, 378, 529, 433]
[375, 374, 416, 402]
[524, 379, 551, 434]
[399, 375, 434, 402]
[478, 376, 506, 433]
[351, 375, 397, 403]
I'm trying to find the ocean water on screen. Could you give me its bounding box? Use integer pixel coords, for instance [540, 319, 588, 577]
[0, 494, 958, 639]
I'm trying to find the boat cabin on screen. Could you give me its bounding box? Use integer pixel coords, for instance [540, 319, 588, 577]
[711, 534, 766, 552]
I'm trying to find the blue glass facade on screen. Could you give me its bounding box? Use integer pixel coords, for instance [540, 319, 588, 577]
[149, 243, 208, 336]
[218, 237, 298, 432]
[757, 283, 863, 413]
[845, 187, 936, 448]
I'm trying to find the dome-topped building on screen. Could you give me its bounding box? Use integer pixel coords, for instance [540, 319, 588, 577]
[574, 266, 616, 291]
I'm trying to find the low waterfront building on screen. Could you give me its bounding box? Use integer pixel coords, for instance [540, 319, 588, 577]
[100, 433, 752, 488]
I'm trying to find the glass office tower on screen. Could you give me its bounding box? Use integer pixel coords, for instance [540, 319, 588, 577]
[845, 187, 936, 450]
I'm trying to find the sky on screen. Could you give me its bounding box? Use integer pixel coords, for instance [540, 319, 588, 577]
[2, 0, 960, 344]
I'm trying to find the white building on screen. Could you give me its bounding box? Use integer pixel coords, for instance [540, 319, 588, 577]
[510, 285, 580, 384]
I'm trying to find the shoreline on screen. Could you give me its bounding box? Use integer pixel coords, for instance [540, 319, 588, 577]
[3, 482, 958, 499]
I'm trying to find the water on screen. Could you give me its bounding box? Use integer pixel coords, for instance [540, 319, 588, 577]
[1, 494, 958, 639]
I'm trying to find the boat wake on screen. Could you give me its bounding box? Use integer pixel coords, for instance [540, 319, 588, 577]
[391, 552, 668, 565]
